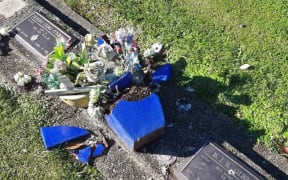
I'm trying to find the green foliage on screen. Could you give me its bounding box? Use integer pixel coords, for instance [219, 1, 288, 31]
[65, 0, 288, 149]
[0, 87, 103, 179]
[46, 43, 90, 85]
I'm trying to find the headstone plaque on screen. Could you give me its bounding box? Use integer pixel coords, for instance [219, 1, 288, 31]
[11, 12, 75, 59]
[176, 142, 263, 180]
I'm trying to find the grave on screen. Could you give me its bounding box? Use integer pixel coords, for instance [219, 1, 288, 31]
[11, 12, 75, 60]
[176, 142, 264, 180]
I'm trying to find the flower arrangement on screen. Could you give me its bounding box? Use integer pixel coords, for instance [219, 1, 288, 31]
[40, 27, 164, 119]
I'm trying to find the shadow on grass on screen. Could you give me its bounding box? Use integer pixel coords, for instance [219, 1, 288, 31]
[142, 58, 287, 179]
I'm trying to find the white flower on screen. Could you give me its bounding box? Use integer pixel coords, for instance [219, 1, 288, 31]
[13, 72, 32, 86]
[143, 43, 163, 58]
[151, 43, 162, 53]
[115, 28, 125, 42]
[97, 44, 115, 61]
[84, 61, 105, 82]
[14, 72, 23, 82]
[0, 27, 9, 36]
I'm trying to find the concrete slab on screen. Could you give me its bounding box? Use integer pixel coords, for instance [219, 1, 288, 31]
[0, 0, 26, 18]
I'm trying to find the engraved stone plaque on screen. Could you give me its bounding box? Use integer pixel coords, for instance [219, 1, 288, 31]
[176, 142, 264, 180]
[11, 12, 75, 59]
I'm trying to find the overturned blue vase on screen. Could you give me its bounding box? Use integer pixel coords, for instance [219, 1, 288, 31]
[108, 72, 133, 91]
[40, 126, 90, 149]
[152, 63, 172, 85]
[105, 93, 165, 150]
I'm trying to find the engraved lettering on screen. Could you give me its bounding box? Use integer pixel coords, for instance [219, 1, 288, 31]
[200, 154, 211, 163]
[221, 173, 233, 180]
[21, 32, 28, 38]
[212, 151, 219, 159]
[235, 169, 250, 180]
[225, 161, 231, 169]
[12, 12, 73, 59]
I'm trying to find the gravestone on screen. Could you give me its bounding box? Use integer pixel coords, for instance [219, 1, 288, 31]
[11, 12, 75, 60]
[176, 142, 263, 180]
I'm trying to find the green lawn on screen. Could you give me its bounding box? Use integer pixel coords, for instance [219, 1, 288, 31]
[65, 0, 288, 149]
[0, 87, 102, 179]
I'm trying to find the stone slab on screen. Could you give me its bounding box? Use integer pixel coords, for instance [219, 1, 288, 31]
[176, 142, 264, 180]
[11, 12, 75, 60]
[0, 0, 26, 18]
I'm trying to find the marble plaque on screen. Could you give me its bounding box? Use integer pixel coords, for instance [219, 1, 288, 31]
[176, 142, 263, 180]
[11, 12, 74, 59]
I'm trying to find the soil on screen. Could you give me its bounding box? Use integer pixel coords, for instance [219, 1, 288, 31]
[0, 0, 287, 179]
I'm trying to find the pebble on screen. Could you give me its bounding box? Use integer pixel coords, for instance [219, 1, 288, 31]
[166, 123, 173, 128]
[185, 86, 195, 92]
[185, 146, 195, 152]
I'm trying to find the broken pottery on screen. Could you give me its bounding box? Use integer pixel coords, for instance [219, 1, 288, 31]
[108, 72, 133, 91]
[152, 63, 172, 84]
[73, 143, 105, 164]
[40, 126, 90, 149]
[105, 93, 165, 150]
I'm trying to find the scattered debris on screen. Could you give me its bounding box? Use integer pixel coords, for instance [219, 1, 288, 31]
[66, 142, 86, 150]
[161, 166, 170, 176]
[157, 154, 177, 166]
[176, 98, 192, 113]
[239, 24, 247, 28]
[72, 143, 105, 164]
[108, 72, 133, 91]
[184, 146, 196, 152]
[185, 86, 195, 93]
[98, 130, 109, 148]
[152, 63, 172, 85]
[166, 123, 173, 128]
[239, 64, 253, 70]
[40, 126, 90, 149]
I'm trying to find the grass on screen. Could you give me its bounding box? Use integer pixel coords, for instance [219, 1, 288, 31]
[65, 0, 288, 150]
[0, 87, 103, 179]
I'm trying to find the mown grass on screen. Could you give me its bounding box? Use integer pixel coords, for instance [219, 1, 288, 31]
[0, 87, 102, 179]
[65, 0, 288, 149]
